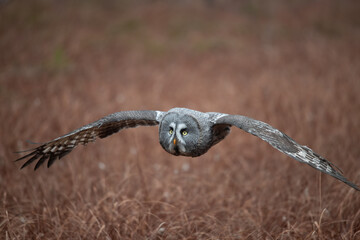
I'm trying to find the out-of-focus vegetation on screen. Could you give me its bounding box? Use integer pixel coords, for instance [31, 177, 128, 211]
[1, 0, 359, 239]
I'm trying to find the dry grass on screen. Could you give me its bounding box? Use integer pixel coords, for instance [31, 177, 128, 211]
[1, 0, 360, 239]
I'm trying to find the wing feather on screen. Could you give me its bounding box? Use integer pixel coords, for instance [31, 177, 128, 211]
[20, 153, 41, 169]
[16, 110, 162, 170]
[35, 155, 48, 170]
[215, 114, 360, 191]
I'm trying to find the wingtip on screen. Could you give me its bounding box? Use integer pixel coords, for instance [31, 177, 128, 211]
[14, 149, 35, 154]
[332, 171, 360, 192]
[347, 181, 360, 192]
[20, 161, 31, 170]
[14, 141, 45, 155]
[14, 151, 36, 162]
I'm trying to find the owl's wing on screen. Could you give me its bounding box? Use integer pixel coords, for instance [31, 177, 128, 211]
[16, 110, 164, 170]
[213, 114, 360, 191]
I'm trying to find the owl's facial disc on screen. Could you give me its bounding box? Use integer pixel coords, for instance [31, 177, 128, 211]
[159, 112, 200, 157]
[168, 122, 187, 155]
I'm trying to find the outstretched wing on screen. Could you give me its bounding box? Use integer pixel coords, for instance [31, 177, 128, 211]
[214, 114, 360, 191]
[16, 110, 163, 170]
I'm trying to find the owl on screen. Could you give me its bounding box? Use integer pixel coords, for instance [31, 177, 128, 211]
[16, 108, 359, 191]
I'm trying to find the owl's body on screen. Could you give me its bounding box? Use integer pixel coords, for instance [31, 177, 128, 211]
[16, 107, 360, 191]
[158, 108, 230, 157]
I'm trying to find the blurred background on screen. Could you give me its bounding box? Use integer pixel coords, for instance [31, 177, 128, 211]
[1, 0, 360, 239]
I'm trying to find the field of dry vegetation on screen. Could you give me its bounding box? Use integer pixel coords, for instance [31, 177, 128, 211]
[1, 0, 360, 239]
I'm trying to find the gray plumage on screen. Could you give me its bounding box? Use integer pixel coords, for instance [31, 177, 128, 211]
[16, 107, 359, 191]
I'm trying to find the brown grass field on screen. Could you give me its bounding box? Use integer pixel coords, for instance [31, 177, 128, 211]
[1, 0, 360, 239]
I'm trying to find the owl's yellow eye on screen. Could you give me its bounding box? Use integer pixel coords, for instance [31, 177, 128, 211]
[169, 129, 173, 135]
[182, 130, 188, 136]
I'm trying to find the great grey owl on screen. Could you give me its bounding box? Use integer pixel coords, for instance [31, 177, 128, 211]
[16, 107, 359, 191]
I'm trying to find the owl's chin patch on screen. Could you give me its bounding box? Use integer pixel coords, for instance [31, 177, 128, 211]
[173, 146, 180, 155]
[168, 145, 190, 157]
[167, 142, 187, 156]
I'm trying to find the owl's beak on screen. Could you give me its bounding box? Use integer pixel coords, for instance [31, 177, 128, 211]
[173, 138, 177, 145]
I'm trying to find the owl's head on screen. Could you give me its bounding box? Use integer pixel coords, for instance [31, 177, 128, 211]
[159, 112, 201, 156]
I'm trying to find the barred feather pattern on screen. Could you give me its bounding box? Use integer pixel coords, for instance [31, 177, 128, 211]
[215, 114, 360, 191]
[16, 111, 160, 170]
